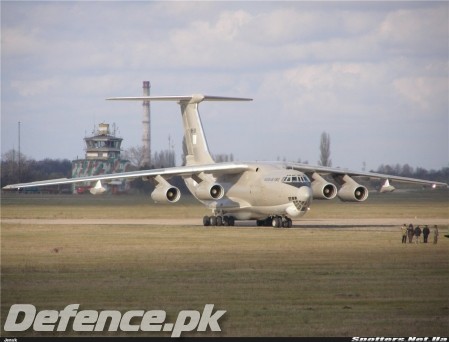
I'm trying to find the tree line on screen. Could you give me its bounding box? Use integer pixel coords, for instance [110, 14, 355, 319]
[1, 150, 72, 187]
[374, 164, 449, 184]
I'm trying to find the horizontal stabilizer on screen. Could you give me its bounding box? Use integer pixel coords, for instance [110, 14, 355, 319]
[107, 94, 252, 104]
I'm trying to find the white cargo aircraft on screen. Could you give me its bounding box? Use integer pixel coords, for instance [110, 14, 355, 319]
[3, 94, 447, 227]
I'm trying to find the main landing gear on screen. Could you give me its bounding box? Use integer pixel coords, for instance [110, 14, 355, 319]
[203, 215, 293, 228]
[203, 215, 236, 227]
[257, 216, 293, 228]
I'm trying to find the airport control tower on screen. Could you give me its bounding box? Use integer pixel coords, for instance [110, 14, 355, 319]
[72, 123, 131, 194]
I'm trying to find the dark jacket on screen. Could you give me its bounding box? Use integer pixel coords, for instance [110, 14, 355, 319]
[423, 226, 430, 236]
[414, 227, 422, 236]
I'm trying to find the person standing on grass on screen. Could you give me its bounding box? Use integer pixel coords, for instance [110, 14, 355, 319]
[433, 225, 439, 244]
[422, 225, 430, 243]
[407, 224, 414, 243]
[414, 225, 422, 244]
[401, 224, 408, 244]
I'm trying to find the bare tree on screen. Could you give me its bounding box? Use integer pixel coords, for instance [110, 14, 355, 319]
[318, 131, 332, 167]
[1, 149, 27, 185]
[152, 149, 176, 168]
[124, 145, 176, 169]
[123, 146, 147, 168]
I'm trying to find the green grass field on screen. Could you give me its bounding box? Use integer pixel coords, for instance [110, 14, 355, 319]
[1, 191, 448, 337]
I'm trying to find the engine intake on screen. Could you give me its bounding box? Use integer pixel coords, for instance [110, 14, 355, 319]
[151, 185, 181, 203]
[195, 183, 225, 200]
[311, 173, 337, 200]
[315, 183, 338, 200]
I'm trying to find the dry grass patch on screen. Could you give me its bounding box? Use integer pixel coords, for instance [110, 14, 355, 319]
[1, 190, 448, 336]
[1, 222, 448, 337]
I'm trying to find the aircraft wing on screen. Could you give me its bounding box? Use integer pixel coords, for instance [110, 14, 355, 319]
[285, 162, 448, 188]
[2, 163, 250, 190]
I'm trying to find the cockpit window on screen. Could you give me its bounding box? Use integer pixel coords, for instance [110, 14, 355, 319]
[265, 174, 311, 186]
[279, 174, 311, 188]
[282, 175, 310, 183]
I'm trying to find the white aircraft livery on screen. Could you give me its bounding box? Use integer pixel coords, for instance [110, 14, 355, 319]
[3, 94, 447, 227]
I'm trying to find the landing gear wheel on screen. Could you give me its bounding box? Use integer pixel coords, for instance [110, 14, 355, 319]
[210, 216, 217, 226]
[216, 216, 223, 226]
[203, 216, 211, 226]
[204, 215, 235, 227]
[283, 218, 293, 228]
[272, 217, 282, 228]
[223, 216, 229, 226]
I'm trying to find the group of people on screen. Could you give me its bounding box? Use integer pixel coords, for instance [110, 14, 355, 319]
[401, 224, 439, 244]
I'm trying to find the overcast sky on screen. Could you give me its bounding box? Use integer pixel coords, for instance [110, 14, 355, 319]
[2, 1, 448, 171]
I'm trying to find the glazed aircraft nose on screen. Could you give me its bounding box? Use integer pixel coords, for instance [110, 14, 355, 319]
[298, 185, 313, 206]
[286, 185, 313, 217]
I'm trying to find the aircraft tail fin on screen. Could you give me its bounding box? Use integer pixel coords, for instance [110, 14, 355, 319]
[108, 94, 252, 166]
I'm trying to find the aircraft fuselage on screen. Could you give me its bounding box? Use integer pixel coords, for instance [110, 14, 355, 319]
[184, 163, 313, 221]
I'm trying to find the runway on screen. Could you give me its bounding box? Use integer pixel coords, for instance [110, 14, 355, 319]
[3, 217, 448, 228]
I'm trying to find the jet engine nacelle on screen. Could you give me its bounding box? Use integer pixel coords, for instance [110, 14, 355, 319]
[194, 183, 225, 200]
[311, 180, 337, 200]
[310, 172, 337, 200]
[151, 185, 181, 203]
[337, 175, 369, 202]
